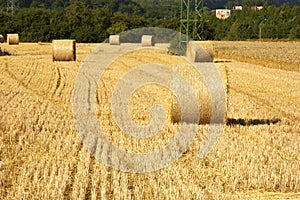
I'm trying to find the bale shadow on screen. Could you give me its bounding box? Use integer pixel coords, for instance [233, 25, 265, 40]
[226, 118, 281, 126]
[213, 60, 232, 63]
[0, 47, 11, 56]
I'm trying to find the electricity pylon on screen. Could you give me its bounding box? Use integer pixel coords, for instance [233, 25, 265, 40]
[180, 0, 204, 48]
[7, 0, 18, 15]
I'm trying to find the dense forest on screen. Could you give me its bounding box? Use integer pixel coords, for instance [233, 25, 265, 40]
[0, 0, 299, 42]
[1, 0, 299, 10]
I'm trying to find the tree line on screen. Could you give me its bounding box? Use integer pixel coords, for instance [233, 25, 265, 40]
[1, 0, 298, 10]
[0, 1, 299, 42]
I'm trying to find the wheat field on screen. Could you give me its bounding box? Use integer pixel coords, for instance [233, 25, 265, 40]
[0, 41, 300, 199]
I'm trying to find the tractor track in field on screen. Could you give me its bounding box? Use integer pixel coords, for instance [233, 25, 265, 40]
[231, 87, 300, 123]
[224, 61, 300, 124]
[1, 64, 72, 118]
[52, 66, 62, 98]
[0, 89, 20, 107]
[56, 68, 66, 100]
[22, 61, 39, 87]
[2, 62, 45, 99]
[1, 68, 35, 106]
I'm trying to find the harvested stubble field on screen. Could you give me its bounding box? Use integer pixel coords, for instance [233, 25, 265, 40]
[200, 41, 300, 72]
[0, 41, 300, 199]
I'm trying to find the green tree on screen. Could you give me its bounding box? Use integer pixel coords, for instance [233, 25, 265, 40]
[0, 11, 12, 35]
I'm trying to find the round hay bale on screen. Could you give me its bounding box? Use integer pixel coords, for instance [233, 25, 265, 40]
[186, 41, 213, 63]
[170, 66, 210, 124]
[7, 34, 19, 45]
[170, 63, 227, 125]
[141, 35, 155, 47]
[109, 35, 120, 45]
[52, 40, 76, 62]
[0, 34, 4, 43]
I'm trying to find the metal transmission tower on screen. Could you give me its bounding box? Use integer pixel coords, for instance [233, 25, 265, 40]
[7, 0, 18, 15]
[180, 0, 204, 48]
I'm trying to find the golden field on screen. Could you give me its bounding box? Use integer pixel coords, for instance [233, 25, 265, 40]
[0, 41, 300, 199]
[200, 41, 300, 72]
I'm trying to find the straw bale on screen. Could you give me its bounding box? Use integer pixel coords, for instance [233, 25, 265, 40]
[171, 63, 227, 124]
[186, 41, 213, 62]
[109, 35, 120, 45]
[52, 40, 76, 62]
[0, 34, 4, 43]
[141, 35, 155, 47]
[7, 34, 19, 45]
